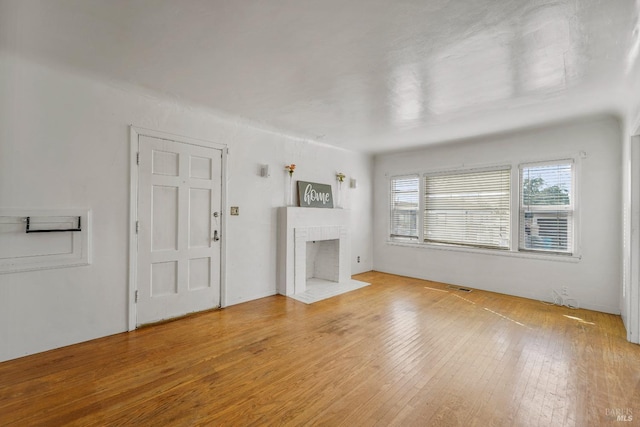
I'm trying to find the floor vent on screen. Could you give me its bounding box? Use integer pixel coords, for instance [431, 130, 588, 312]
[447, 285, 473, 293]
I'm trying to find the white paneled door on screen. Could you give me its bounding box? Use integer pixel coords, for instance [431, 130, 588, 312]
[136, 135, 222, 326]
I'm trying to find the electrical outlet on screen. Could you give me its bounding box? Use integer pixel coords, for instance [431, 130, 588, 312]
[357, 256, 360, 263]
[561, 286, 568, 296]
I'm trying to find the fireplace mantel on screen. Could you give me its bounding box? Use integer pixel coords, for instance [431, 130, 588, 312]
[277, 207, 350, 296]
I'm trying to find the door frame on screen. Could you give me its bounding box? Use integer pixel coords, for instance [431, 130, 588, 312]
[627, 134, 640, 344]
[128, 126, 228, 331]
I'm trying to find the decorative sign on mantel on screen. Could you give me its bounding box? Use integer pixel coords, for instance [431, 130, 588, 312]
[297, 181, 334, 208]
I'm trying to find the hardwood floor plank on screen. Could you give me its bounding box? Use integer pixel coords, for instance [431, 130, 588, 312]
[1, 271, 639, 426]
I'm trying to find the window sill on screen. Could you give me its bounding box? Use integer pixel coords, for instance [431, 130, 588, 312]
[386, 240, 581, 263]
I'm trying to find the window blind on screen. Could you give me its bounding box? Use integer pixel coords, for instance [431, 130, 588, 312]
[390, 176, 419, 240]
[424, 168, 510, 249]
[519, 162, 573, 254]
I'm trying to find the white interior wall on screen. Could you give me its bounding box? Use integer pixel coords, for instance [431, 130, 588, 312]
[373, 116, 622, 314]
[0, 53, 373, 362]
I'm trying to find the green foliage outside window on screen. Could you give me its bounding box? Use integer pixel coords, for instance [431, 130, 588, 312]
[522, 177, 569, 206]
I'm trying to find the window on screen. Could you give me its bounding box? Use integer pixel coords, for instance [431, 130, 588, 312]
[390, 176, 419, 240]
[423, 168, 511, 249]
[519, 161, 573, 254]
[388, 159, 577, 258]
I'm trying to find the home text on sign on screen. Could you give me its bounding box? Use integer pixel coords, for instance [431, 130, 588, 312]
[297, 181, 334, 208]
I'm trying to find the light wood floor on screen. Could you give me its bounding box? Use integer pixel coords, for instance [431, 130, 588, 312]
[1, 271, 639, 426]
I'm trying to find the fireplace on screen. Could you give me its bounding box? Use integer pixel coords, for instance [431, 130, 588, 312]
[278, 207, 367, 300]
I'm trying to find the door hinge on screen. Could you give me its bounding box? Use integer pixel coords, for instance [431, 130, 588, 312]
[135, 221, 139, 234]
[135, 290, 139, 303]
[136, 152, 140, 165]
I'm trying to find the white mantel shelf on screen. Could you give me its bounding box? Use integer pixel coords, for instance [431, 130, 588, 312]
[277, 207, 351, 296]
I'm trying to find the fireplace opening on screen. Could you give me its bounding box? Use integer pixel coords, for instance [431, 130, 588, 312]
[306, 239, 339, 282]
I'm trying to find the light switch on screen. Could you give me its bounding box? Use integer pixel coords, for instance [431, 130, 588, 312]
[230, 206, 239, 216]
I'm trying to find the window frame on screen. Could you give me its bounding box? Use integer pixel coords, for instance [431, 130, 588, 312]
[422, 166, 512, 250]
[387, 158, 581, 261]
[389, 174, 421, 242]
[518, 159, 576, 256]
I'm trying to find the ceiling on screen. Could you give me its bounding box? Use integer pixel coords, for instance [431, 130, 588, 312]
[2, 0, 639, 153]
